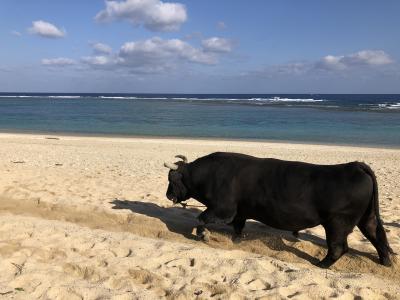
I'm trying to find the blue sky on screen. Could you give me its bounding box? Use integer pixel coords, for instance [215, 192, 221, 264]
[1, 0, 399, 93]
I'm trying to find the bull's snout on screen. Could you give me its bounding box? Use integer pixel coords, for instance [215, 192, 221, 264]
[166, 192, 178, 203]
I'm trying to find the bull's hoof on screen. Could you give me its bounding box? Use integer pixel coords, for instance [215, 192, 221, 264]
[198, 230, 210, 242]
[232, 233, 246, 244]
[316, 259, 332, 269]
[196, 226, 210, 242]
[231, 235, 242, 244]
[202, 231, 210, 242]
[380, 256, 392, 267]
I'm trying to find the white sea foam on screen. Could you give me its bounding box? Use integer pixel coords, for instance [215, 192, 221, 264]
[171, 97, 201, 100]
[171, 97, 248, 101]
[0, 95, 324, 102]
[153, 97, 326, 102]
[248, 97, 324, 103]
[48, 96, 81, 99]
[0, 95, 81, 99]
[0, 95, 41, 98]
[100, 96, 138, 99]
[378, 103, 400, 109]
[359, 102, 400, 110]
[1, 95, 398, 111]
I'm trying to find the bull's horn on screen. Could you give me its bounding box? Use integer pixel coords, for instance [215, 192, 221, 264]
[164, 162, 178, 170]
[175, 155, 188, 163]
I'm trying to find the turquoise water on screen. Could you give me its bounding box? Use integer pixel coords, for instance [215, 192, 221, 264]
[0, 93, 399, 147]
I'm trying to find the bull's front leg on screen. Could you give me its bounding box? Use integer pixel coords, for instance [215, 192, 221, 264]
[195, 208, 214, 242]
[195, 207, 236, 242]
[195, 223, 210, 242]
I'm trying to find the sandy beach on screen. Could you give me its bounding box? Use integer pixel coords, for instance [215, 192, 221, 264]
[0, 133, 399, 299]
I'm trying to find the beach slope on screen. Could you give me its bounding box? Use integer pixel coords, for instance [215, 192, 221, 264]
[0, 133, 399, 299]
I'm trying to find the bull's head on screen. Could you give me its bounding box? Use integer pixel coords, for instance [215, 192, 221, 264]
[164, 155, 189, 204]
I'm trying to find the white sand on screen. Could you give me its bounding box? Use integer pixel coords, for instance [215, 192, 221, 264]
[0, 133, 399, 299]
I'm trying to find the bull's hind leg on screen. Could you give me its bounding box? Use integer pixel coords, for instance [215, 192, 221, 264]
[231, 216, 246, 242]
[318, 218, 354, 269]
[357, 214, 392, 266]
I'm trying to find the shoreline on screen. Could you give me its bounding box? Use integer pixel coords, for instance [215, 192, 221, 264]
[0, 129, 399, 150]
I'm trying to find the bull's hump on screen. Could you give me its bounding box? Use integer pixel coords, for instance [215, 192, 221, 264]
[209, 152, 262, 161]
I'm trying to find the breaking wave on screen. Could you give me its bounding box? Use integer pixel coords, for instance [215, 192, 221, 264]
[378, 103, 400, 110]
[48, 96, 81, 99]
[1, 94, 400, 112]
[247, 97, 324, 103]
[99, 96, 138, 100]
[0, 95, 81, 99]
[0, 95, 325, 104]
[359, 102, 400, 110]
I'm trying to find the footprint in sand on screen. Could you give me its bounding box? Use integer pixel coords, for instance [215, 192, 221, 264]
[62, 263, 101, 283]
[126, 268, 168, 297]
[164, 257, 194, 269]
[109, 247, 133, 258]
[247, 278, 272, 291]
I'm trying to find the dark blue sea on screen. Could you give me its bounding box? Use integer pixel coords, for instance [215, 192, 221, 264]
[0, 93, 399, 147]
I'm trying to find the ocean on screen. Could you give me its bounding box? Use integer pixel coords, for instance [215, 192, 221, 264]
[0, 93, 399, 147]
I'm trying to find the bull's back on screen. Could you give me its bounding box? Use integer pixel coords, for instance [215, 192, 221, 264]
[234, 159, 373, 231]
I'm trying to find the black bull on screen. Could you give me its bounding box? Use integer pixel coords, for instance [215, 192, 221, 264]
[165, 152, 393, 268]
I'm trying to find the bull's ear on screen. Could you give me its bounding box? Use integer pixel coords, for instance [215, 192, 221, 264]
[174, 172, 187, 195]
[170, 171, 183, 180]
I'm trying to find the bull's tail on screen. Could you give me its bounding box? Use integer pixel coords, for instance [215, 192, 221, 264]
[358, 162, 394, 255]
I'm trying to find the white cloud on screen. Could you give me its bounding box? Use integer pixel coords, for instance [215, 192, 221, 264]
[81, 37, 229, 74]
[29, 20, 65, 38]
[41, 58, 76, 66]
[344, 50, 393, 65]
[95, 0, 187, 32]
[120, 37, 216, 65]
[274, 62, 311, 75]
[81, 55, 115, 66]
[202, 37, 233, 53]
[244, 50, 395, 78]
[91, 42, 113, 54]
[11, 30, 22, 37]
[316, 50, 393, 71]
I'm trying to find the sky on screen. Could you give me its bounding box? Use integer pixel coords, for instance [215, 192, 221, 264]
[0, 0, 399, 93]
